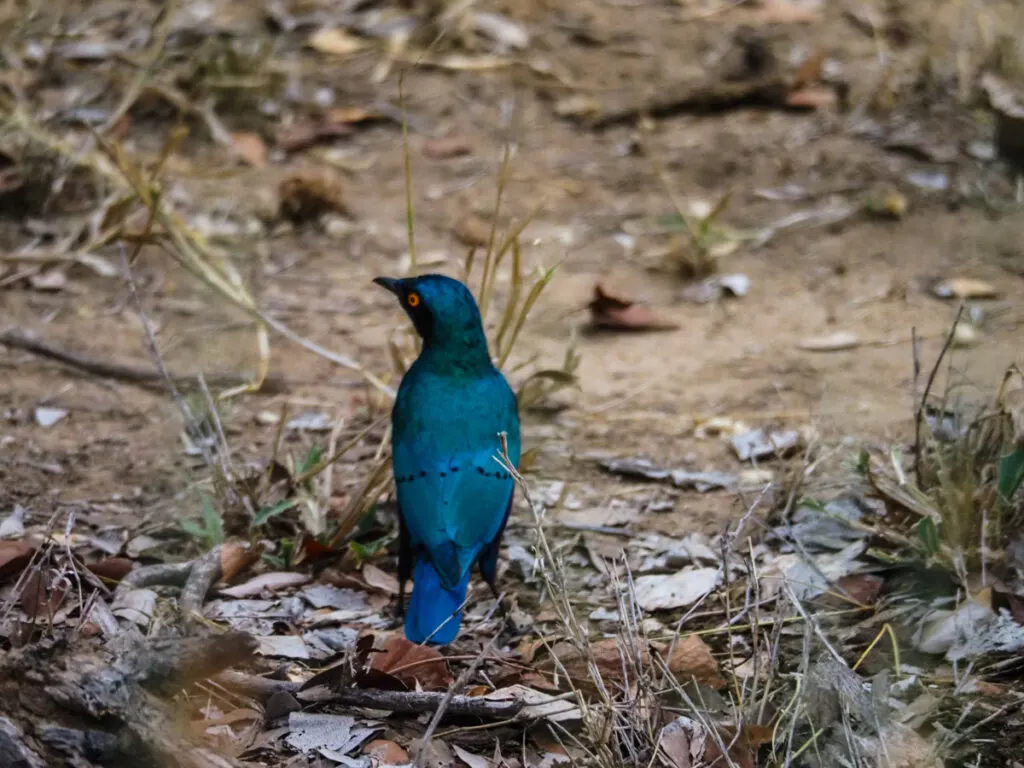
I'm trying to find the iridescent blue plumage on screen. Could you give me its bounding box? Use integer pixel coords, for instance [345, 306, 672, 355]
[375, 274, 520, 645]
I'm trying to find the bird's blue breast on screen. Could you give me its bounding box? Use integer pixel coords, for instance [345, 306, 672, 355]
[392, 363, 520, 588]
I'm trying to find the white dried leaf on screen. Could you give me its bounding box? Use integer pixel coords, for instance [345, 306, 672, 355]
[34, 407, 67, 428]
[483, 685, 581, 723]
[633, 567, 721, 611]
[1, 505, 27, 539]
[256, 635, 310, 659]
[286, 712, 376, 754]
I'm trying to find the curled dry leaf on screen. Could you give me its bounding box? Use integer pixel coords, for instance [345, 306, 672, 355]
[798, 331, 860, 352]
[363, 739, 409, 765]
[309, 28, 366, 58]
[21, 567, 69, 619]
[662, 634, 725, 689]
[930, 276, 999, 300]
[540, 637, 652, 689]
[785, 86, 836, 109]
[219, 539, 262, 583]
[276, 118, 354, 153]
[362, 562, 400, 595]
[219, 571, 310, 598]
[454, 213, 492, 247]
[86, 557, 135, 584]
[0, 540, 35, 581]
[588, 283, 678, 332]
[423, 136, 472, 159]
[279, 170, 347, 223]
[361, 633, 452, 691]
[230, 132, 267, 168]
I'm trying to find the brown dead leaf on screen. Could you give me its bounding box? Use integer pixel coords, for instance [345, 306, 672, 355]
[454, 214, 492, 247]
[363, 739, 409, 765]
[86, 557, 135, 584]
[276, 119, 354, 153]
[0, 540, 35, 581]
[363, 563, 400, 595]
[703, 723, 773, 768]
[836, 573, 884, 607]
[792, 50, 827, 90]
[662, 634, 725, 689]
[786, 86, 836, 109]
[220, 540, 261, 583]
[21, 567, 69, 619]
[230, 132, 267, 168]
[588, 283, 678, 332]
[362, 633, 452, 691]
[540, 637, 652, 689]
[423, 136, 472, 159]
[327, 107, 379, 125]
[279, 170, 347, 222]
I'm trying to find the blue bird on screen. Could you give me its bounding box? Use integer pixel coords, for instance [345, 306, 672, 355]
[374, 274, 521, 645]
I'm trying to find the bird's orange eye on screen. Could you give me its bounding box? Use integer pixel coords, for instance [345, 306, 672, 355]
[407, 292, 421, 308]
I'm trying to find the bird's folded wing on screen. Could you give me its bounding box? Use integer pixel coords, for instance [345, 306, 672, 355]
[393, 444, 514, 588]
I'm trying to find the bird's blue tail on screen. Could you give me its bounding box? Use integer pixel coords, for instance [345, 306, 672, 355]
[405, 557, 471, 645]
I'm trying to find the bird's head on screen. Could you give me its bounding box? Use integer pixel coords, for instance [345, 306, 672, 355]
[374, 274, 489, 359]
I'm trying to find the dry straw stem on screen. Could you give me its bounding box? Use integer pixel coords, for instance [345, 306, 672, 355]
[2, 105, 393, 398]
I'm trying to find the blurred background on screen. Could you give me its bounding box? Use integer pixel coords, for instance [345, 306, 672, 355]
[1, 1, 1023, 766]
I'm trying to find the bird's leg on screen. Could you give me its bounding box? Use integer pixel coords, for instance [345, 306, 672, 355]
[395, 508, 413, 620]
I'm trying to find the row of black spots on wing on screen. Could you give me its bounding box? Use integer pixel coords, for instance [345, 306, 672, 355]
[475, 466, 511, 480]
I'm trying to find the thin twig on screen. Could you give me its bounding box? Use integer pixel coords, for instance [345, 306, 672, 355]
[0, 329, 286, 393]
[914, 305, 965, 486]
[416, 618, 507, 768]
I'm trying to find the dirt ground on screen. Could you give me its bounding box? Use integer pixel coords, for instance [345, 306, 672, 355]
[3, 0, 1022, 547]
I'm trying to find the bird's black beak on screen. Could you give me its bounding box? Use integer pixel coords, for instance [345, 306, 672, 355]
[373, 276, 402, 296]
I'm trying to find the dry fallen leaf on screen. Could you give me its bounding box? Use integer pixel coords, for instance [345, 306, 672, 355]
[219, 571, 310, 598]
[363, 633, 452, 691]
[276, 119, 355, 153]
[588, 283, 678, 332]
[220, 540, 261, 583]
[454, 214, 492, 247]
[230, 132, 267, 168]
[279, 170, 347, 222]
[362, 563, 400, 595]
[453, 744, 492, 768]
[541, 637, 652, 689]
[798, 331, 860, 352]
[660, 718, 692, 768]
[423, 136, 472, 159]
[930, 276, 999, 300]
[309, 28, 366, 58]
[363, 739, 409, 765]
[86, 557, 135, 584]
[21, 567, 69, 618]
[662, 634, 725, 689]
[0, 539, 35, 581]
[634, 568, 721, 611]
[786, 86, 836, 109]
